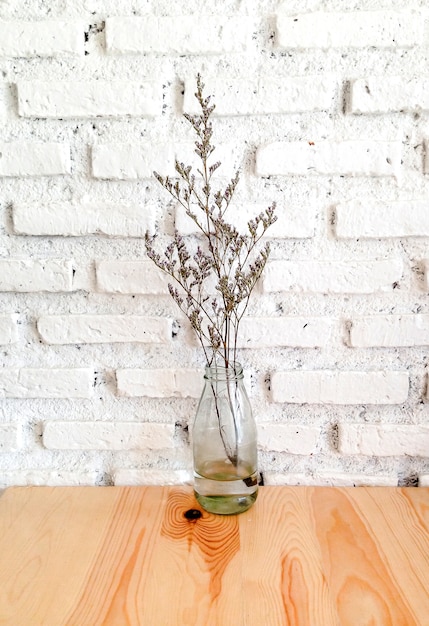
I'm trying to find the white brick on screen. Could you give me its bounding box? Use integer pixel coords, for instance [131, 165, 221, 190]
[264, 472, 397, 487]
[336, 199, 429, 238]
[175, 202, 315, 239]
[258, 424, 319, 454]
[0, 470, 98, 487]
[255, 141, 402, 178]
[0, 368, 93, 398]
[425, 140, 429, 175]
[424, 260, 429, 291]
[106, 16, 253, 55]
[38, 315, 172, 345]
[238, 317, 335, 349]
[0, 142, 70, 177]
[113, 469, 192, 486]
[92, 142, 242, 181]
[43, 421, 174, 450]
[116, 368, 203, 399]
[18, 81, 161, 118]
[183, 76, 336, 115]
[0, 259, 73, 292]
[96, 261, 169, 294]
[0, 21, 83, 57]
[0, 423, 21, 452]
[339, 424, 429, 456]
[350, 77, 429, 114]
[262, 258, 403, 294]
[271, 371, 409, 405]
[13, 201, 157, 237]
[0, 315, 18, 344]
[92, 143, 175, 180]
[349, 314, 429, 347]
[276, 10, 424, 49]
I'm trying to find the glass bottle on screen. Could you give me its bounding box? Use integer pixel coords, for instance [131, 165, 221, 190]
[192, 363, 258, 515]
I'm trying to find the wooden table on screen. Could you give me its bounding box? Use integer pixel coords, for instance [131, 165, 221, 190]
[1, 486, 429, 625]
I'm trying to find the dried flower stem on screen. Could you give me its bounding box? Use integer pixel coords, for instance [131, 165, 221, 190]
[145, 74, 277, 371]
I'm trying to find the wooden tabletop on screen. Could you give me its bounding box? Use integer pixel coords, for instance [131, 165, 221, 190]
[0, 486, 429, 625]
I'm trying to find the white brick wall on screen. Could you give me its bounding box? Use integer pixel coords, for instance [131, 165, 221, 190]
[175, 202, 316, 239]
[0, 21, 84, 57]
[275, 10, 424, 49]
[271, 371, 409, 405]
[43, 421, 174, 450]
[255, 141, 402, 178]
[183, 77, 337, 116]
[350, 78, 429, 114]
[338, 425, 429, 457]
[0, 259, 74, 292]
[335, 200, 429, 239]
[13, 202, 157, 237]
[96, 260, 169, 294]
[262, 259, 403, 294]
[37, 315, 172, 344]
[1, 1, 429, 488]
[18, 81, 162, 118]
[349, 314, 429, 347]
[0, 368, 93, 398]
[105, 16, 254, 55]
[0, 316, 18, 344]
[116, 368, 203, 399]
[0, 142, 70, 177]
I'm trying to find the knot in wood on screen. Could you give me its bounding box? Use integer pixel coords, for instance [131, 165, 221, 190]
[184, 508, 202, 521]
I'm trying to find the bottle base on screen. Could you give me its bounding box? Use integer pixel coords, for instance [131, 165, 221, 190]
[195, 491, 257, 515]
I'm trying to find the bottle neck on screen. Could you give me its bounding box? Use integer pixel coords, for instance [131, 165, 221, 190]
[204, 362, 243, 382]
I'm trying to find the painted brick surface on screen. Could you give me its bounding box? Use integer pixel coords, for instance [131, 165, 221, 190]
[92, 142, 242, 180]
[0, 368, 93, 398]
[350, 78, 429, 114]
[264, 472, 397, 487]
[13, 202, 157, 237]
[276, 10, 424, 49]
[0, 315, 18, 344]
[258, 423, 319, 454]
[238, 317, 335, 349]
[0, 259, 74, 292]
[335, 200, 429, 238]
[349, 314, 429, 347]
[0, 471, 99, 487]
[18, 81, 161, 118]
[113, 469, 192, 486]
[338, 424, 429, 457]
[271, 371, 409, 404]
[92, 143, 175, 180]
[38, 315, 172, 344]
[96, 261, 169, 294]
[2, 2, 429, 487]
[255, 141, 402, 178]
[0, 142, 70, 177]
[43, 421, 174, 450]
[0, 21, 84, 57]
[106, 16, 253, 55]
[0, 424, 21, 452]
[116, 368, 203, 399]
[175, 202, 316, 239]
[262, 259, 403, 294]
[183, 76, 337, 116]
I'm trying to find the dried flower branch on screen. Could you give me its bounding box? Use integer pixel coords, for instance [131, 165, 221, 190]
[145, 74, 277, 369]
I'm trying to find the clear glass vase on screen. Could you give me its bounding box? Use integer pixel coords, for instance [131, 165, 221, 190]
[192, 363, 258, 515]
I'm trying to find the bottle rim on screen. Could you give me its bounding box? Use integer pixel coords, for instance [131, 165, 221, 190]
[204, 362, 244, 380]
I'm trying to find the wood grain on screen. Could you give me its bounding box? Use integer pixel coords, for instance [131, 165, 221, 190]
[0, 486, 428, 625]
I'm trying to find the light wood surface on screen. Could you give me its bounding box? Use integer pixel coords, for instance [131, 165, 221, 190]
[0, 486, 429, 625]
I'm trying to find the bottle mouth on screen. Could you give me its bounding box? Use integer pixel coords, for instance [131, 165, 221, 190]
[204, 362, 243, 380]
